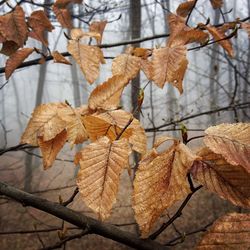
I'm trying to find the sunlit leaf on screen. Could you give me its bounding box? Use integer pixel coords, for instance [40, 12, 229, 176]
[76, 136, 131, 220]
[67, 40, 105, 83]
[21, 103, 69, 145]
[133, 137, 200, 237]
[89, 20, 107, 44]
[191, 147, 250, 208]
[88, 75, 129, 110]
[38, 130, 67, 169]
[5, 48, 34, 80]
[204, 123, 250, 173]
[152, 45, 188, 93]
[197, 213, 250, 249]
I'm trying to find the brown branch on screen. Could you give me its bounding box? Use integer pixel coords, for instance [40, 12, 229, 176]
[0, 181, 167, 250]
[61, 187, 79, 206]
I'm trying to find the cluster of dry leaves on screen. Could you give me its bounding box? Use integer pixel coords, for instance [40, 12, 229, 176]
[1, 0, 250, 248]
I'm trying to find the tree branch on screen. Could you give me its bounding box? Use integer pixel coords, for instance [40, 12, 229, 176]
[0, 181, 167, 250]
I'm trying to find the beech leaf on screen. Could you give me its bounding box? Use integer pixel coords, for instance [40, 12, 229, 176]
[53, 5, 72, 29]
[152, 45, 188, 93]
[204, 123, 250, 173]
[132, 137, 200, 237]
[191, 147, 250, 208]
[21, 103, 69, 145]
[197, 213, 250, 249]
[112, 53, 141, 80]
[67, 40, 105, 83]
[58, 105, 89, 145]
[28, 10, 54, 46]
[88, 75, 129, 110]
[176, 0, 196, 18]
[38, 130, 67, 169]
[5, 48, 34, 80]
[0, 6, 28, 47]
[203, 24, 234, 57]
[52, 51, 72, 65]
[0, 41, 19, 56]
[76, 136, 131, 220]
[83, 109, 147, 154]
[89, 20, 107, 44]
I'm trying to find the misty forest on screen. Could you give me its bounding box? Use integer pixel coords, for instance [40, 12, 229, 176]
[0, 0, 250, 249]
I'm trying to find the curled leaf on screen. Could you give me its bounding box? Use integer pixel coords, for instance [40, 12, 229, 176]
[176, 0, 196, 18]
[52, 51, 72, 65]
[191, 147, 250, 208]
[204, 123, 250, 173]
[38, 130, 67, 169]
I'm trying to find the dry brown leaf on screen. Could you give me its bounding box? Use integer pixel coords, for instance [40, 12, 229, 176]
[28, 10, 54, 46]
[197, 213, 250, 249]
[152, 45, 188, 93]
[131, 47, 152, 59]
[53, 5, 72, 29]
[76, 136, 131, 220]
[83, 109, 147, 154]
[67, 40, 104, 83]
[167, 14, 209, 47]
[140, 58, 153, 81]
[242, 22, 250, 37]
[58, 105, 89, 145]
[38, 130, 67, 169]
[191, 147, 250, 208]
[210, 0, 223, 9]
[88, 75, 129, 110]
[0, 6, 28, 47]
[203, 24, 234, 57]
[0, 41, 19, 56]
[52, 51, 72, 65]
[204, 123, 250, 173]
[176, 0, 196, 18]
[5, 48, 34, 80]
[133, 137, 200, 237]
[70, 29, 101, 43]
[54, 0, 83, 8]
[21, 103, 69, 145]
[89, 20, 107, 44]
[112, 54, 141, 80]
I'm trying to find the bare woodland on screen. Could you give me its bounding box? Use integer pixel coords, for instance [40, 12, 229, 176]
[0, 0, 250, 249]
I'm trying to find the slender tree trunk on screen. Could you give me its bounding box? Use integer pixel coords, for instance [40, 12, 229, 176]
[130, 0, 141, 120]
[209, 9, 220, 125]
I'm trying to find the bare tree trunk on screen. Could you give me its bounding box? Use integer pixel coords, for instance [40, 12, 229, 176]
[209, 9, 220, 125]
[130, 0, 141, 120]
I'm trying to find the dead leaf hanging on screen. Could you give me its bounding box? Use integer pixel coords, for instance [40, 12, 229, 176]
[21, 103, 69, 145]
[76, 136, 131, 220]
[197, 213, 250, 249]
[204, 123, 250, 173]
[88, 75, 129, 110]
[52, 51, 72, 65]
[38, 130, 67, 169]
[191, 147, 250, 209]
[0, 6, 28, 47]
[53, 5, 72, 29]
[5, 48, 34, 80]
[112, 53, 141, 80]
[152, 45, 188, 93]
[176, 0, 196, 18]
[67, 40, 105, 83]
[133, 137, 200, 237]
